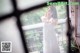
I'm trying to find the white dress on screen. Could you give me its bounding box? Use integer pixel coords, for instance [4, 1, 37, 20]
[43, 22, 60, 53]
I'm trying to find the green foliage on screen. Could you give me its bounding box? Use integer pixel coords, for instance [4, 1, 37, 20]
[71, 38, 79, 53]
[24, 28, 43, 52]
[56, 5, 67, 19]
[20, 7, 48, 26]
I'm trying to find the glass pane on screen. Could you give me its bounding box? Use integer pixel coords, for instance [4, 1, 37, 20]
[0, 17, 25, 53]
[20, 5, 67, 53]
[17, 0, 52, 10]
[0, 0, 13, 16]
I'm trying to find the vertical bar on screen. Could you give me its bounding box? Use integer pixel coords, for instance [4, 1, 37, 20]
[11, 0, 29, 53]
[66, 0, 73, 53]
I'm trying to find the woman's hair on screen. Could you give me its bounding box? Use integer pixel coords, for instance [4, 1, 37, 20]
[42, 6, 58, 24]
[49, 6, 57, 19]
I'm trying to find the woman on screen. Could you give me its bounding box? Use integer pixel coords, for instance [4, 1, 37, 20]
[41, 6, 60, 53]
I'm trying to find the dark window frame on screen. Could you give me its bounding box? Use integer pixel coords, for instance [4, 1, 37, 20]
[0, 0, 72, 53]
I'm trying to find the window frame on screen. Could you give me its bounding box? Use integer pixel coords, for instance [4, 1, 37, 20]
[0, 0, 72, 53]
